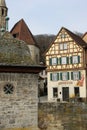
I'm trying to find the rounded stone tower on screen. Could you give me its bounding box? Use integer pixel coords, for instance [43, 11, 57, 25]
[0, 0, 8, 30]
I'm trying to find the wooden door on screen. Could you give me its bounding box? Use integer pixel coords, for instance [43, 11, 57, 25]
[62, 87, 69, 101]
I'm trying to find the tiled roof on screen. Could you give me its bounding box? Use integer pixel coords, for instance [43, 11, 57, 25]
[10, 19, 37, 46]
[44, 27, 87, 54]
[63, 27, 87, 48]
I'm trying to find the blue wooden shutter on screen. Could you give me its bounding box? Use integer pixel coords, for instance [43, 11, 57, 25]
[57, 73, 59, 80]
[59, 57, 61, 64]
[67, 57, 69, 64]
[67, 72, 69, 80]
[57, 58, 58, 65]
[78, 56, 80, 63]
[60, 73, 62, 80]
[79, 71, 81, 80]
[49, 58, 52, 65]
[50, 73, 52, 80]
[70, 56, 72, 64]
[71, 72, 73, 80]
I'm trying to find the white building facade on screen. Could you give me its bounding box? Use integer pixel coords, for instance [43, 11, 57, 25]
[45, 27, 87, 102]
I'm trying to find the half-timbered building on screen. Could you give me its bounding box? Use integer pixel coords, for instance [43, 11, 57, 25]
[45, 27, 87, 102]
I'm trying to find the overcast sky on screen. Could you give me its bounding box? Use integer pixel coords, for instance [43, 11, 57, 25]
[6, 0, 87, 35]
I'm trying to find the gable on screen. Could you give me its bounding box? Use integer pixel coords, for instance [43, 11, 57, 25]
[10, 19, 36, 46]
[46, 27, 84, 56]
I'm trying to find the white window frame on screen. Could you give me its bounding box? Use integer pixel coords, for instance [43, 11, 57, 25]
[64, 43, 67, 50]
[61, 57, 67, 64]
[62, 72, 68, 81]
[60, 43, 67, 50]
[52, 58, 57, 65]
[72, 56, 78, 64]
[52, 73, 58, 81]
[73, 71, 79, 80]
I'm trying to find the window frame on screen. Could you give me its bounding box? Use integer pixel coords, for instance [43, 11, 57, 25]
[71, 71, 81, 80]
[60, 72, 69, 81]
[50, 73, 59, 81]
[53, 87, 58, 98]
[59, 43, 67, 50]
[72, 56, 80, 64]
[61, 57, 67, 64]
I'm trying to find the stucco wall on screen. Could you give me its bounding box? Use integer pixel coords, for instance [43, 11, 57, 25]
[0, 73, 38, 129]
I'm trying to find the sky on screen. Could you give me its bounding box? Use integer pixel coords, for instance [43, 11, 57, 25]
[6, 0, 87, 35]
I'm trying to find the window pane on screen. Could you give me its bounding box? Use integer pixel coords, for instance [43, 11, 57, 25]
[53, 88, 58, 97]
[52, 58, 57, 65]
[72, 56, 78, 63]
[73, 72, 79, 80]
[62, 72, 67, 80]
[60, 44, 63, 50]
[64, 43, 67, 50]
[61, 57, 67, 64]
[52, 73, 58, 81]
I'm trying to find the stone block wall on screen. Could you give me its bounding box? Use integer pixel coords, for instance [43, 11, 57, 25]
[0, 73, 38, 129]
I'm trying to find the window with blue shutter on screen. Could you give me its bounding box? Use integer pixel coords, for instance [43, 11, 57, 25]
[50, 73, 59, 81]
[71, 71, 81, 80]
[49, 57, 58, 65]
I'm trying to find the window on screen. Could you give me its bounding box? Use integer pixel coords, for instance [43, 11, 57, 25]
[64, 43, 67, 49]
[49, 57, 58, 65]
[60, 72, 69, 80]
[71, 71, 81, 80]
[70, 56, 80, 64]
[60, 57, 69, 64]
[2, 8, 4, 16]
[13, 33, 19, 38]
[50, 73, 59, 81]
[61, 57, 67, 64]
[74, 87, 80, 97]
[4, 83, 14, 94]
[61, 34, 66, 38]
[53, 88, 58, 97]
[60, 43, 67, 50]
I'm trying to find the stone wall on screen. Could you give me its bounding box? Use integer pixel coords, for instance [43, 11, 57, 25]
[38, 102, 87, 130]
[0, 73, 38, 129]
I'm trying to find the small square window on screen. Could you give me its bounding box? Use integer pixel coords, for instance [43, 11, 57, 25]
[4, 83, 14, 94]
